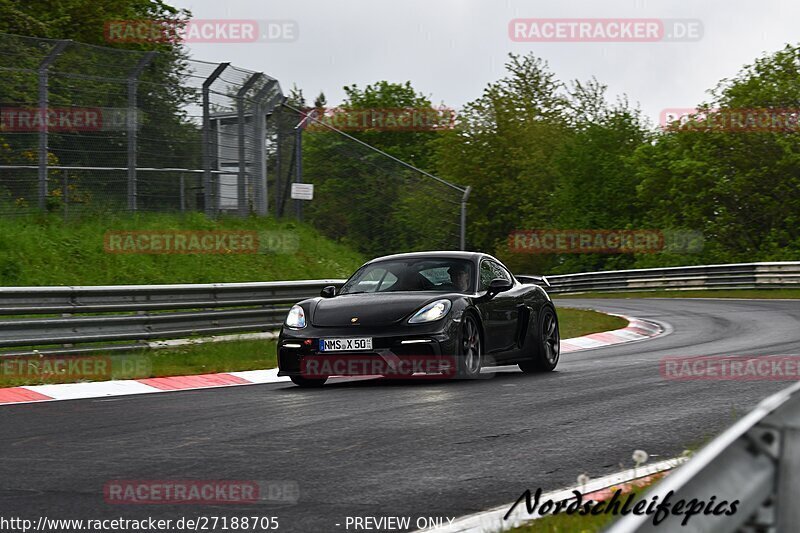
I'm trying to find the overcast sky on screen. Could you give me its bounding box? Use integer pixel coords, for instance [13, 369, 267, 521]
[169, 0, 798, 125]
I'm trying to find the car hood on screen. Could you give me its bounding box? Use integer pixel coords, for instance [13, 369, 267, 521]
[311, 292, 453, 327]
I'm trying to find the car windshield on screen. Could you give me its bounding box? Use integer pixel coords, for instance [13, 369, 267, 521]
[340, 259, 475, 294]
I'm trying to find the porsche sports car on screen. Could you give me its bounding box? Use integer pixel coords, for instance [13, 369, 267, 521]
[277, 251, 559, 387]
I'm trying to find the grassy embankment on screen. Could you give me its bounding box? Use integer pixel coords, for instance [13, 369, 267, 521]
[0, 213, 627, 387]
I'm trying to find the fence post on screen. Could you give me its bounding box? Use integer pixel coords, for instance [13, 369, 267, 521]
[293, 108, 316, 223]
[179, 173, 185, 213]
[126, 51, 156, 212]
[202, 62, 229, 218]
[460, 186, 471, 251]
[236, 73, 263, 217]
[275, 107, 283, 217]
[62, 171, 68, 221]
[295, 126, 302, 221]
[252, 80, 278, 217]
[37, 40, 68, 211]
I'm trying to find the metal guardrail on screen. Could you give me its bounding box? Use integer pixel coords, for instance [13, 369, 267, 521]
[608, 381, 800, 532]
[1, 261, 799, 355]
[0, 280, 345, 356]
[541, 261, 800, 294]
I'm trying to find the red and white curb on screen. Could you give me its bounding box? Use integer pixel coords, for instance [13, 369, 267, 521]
[423, 456, 687, 533]
[0, 314, 664, 406]
[0, 369, 285, 406]
[560, 314, 665, 353]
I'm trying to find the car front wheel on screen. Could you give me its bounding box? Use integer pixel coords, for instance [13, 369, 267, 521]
[457, 314, 482, 378]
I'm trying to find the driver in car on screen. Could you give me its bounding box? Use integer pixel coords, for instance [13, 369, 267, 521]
[448, 264, 471, 292]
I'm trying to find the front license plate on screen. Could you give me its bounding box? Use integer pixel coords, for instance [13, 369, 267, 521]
[319, 337, 373, 352]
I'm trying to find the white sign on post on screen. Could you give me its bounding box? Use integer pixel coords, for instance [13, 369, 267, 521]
[291, 183, 314, 201]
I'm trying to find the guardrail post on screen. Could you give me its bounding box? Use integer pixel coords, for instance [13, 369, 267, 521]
[126, 51, 156, 212]
[777, 426, 800, 529]
[202, 62, 229, 217]
[37, 40, 69, 211]
[236, 72, 264, 217]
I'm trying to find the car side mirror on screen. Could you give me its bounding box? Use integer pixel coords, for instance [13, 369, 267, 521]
[320, 286, 337, 298]
[487, 278, 513, 297]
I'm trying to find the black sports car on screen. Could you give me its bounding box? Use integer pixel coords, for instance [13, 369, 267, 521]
[277, 251, 560, 387]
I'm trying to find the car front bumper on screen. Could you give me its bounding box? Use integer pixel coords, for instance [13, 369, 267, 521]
[276, 322, 460, 377]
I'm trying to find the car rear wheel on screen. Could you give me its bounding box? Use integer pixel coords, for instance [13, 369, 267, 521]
[458, 314, 482, 378]
[290, 376, 327, 388]
[519, 306, 560, 373]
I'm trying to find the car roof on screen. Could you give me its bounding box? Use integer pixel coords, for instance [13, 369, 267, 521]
[365, 251, 492, 264]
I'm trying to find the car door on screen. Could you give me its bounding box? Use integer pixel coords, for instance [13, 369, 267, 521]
[479, 259, 520, 356]
[488, 260, 523, 355]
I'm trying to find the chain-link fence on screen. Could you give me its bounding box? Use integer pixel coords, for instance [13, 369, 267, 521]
[0, 32, 469, 254]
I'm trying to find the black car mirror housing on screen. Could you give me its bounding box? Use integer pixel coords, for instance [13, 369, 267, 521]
[487, 278, 513, 297]
[320, 285, 337, 298]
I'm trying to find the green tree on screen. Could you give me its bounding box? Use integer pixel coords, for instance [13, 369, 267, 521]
[301, 81, 460, 255]
[550, 82, 651, 274]
[0, 0, 187, 49]
[435, 54, 571, 269]
[634, 44, 800, 265]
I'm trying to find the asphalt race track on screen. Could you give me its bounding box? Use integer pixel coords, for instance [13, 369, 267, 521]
[2, 298, 800, 532]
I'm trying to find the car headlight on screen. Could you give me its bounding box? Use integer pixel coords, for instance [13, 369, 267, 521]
[285, 305, 306, 328]
[408, 299, 452, 324]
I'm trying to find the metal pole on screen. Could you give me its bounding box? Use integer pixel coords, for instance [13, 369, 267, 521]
[62, 171, 68, 221]
[252, 100, 265, 216]
[777, 427, 800, 530]
[202, 63, 229, 217]
[236, 73, 263, 217]
[126, 51, 156, 212]
[275, 108, 283, 217]
[292, 108, 316, 223]
[460, 186, 471, 251]
[252, 80, 277, 216]
[179, 173, 185, 213]
[295, 126, 302, 221]
[37, 40, 68, 211]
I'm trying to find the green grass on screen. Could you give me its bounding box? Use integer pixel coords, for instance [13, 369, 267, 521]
[0, 339, 277, 388]
[0, 309, 625, 388]
[505, 510, 616, 533]
[557, 308, 628, 339]
[144, 338, 277, 377]
[556, 289, 800, 299]
[0, 212, 364, 285]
